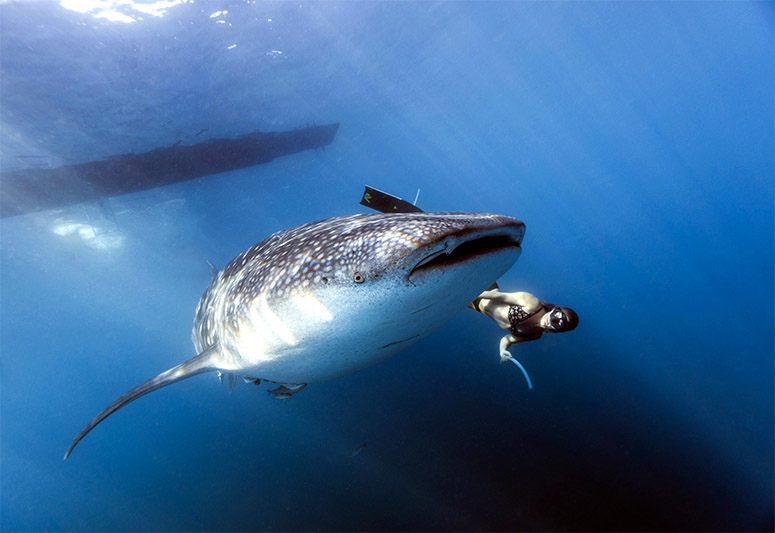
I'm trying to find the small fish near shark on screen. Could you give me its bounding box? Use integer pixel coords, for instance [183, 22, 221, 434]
[64, 210, 525, 459]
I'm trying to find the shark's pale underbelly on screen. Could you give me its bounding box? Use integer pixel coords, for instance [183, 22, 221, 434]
[226, 280, 480, 384]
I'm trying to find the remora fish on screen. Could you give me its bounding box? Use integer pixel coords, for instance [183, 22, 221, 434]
[64, 212, 524, 459]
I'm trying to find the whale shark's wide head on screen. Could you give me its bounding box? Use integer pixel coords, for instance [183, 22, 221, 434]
[194, 212, 525, 383]
[65, 212, 524, 459]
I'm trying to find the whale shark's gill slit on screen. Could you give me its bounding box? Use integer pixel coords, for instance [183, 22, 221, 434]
[411, 235, 520, 275]
[63, 345, 220, 460]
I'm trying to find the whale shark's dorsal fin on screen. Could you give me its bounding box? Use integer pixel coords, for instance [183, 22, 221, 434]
[64, 345, 221, 460]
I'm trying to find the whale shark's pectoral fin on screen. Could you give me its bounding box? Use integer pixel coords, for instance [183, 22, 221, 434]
[268, 383, 307, 399]
[64, 344, 221, 460]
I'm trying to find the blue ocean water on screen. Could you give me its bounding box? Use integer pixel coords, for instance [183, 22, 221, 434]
[0, 1, 772, 530]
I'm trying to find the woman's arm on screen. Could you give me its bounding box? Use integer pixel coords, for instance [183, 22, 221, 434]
[477, 290, 540, 310]
[499, 334, 519, 361]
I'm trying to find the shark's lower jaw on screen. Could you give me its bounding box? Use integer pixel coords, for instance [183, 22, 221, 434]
[405, 243, 522, 304]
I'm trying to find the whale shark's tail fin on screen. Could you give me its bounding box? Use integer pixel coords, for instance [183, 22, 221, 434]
[64, 345, 220, 460]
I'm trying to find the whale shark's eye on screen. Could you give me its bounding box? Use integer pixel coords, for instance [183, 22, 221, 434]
[353, 272, 365, 283]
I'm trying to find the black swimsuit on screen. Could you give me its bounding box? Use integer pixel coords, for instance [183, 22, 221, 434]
[507, 304, 544, 340]
[471, 296, 546, 341]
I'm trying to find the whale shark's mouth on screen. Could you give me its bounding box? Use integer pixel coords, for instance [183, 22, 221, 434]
[409, 233, 522, 278]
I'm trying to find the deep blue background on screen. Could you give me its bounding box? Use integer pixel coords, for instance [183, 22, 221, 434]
[1, 1, 772, 530]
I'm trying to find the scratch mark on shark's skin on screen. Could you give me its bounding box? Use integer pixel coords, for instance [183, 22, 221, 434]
[380, 335, 422, 350]
[411, 302, 435, 315]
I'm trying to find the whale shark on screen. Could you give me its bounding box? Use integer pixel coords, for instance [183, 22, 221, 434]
[64, 212, 525, 459]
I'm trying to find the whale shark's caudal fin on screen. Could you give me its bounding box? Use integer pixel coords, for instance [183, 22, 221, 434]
[64, 345, 221, 460]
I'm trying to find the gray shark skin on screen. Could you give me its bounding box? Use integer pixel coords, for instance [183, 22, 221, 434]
[65, 212, 524, 459]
